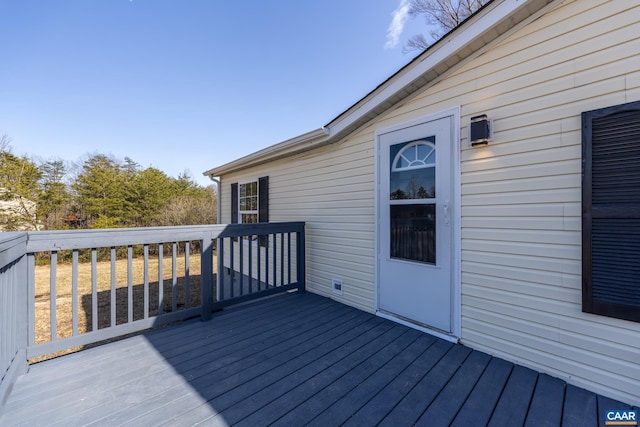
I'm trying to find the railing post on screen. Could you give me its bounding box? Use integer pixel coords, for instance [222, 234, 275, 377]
[297, 225, 306, 293]
[201, 237, 213, 321]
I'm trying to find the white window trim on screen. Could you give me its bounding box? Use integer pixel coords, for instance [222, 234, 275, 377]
[238, 180, 258, 225]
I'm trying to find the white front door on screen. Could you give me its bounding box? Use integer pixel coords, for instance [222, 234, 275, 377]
[377, 114, 455, 334]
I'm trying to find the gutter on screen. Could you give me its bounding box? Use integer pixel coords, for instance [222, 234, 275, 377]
[208, 176, 221, 224]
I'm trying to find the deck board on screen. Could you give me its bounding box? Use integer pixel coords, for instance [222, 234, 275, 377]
[450, 357, 514, 426]
[524, 374, 566, 427]
[306, 333, 435, 427]
[0, 291, 633, 427]
[414, 350, 492, 426]
[342, 338, 450, 426]
[561, 384, 599, 427]
[378, 344, 472, 426]
[487, 364, 539, 426]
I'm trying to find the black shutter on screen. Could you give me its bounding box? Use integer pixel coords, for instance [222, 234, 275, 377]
[258, 176, 269, 223]
[582, 100, 640, 322]
[230, 182, 238, 224]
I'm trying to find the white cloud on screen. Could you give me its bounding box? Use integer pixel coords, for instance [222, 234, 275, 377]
[384, 0, 410, 49]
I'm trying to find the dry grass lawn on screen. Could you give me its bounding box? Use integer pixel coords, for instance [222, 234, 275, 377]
[33, 252, 213, 360]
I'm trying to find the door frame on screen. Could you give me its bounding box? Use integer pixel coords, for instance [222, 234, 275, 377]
[374, 107, 461, 342]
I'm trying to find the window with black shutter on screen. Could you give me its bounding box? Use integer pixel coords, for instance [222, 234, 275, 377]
[230, 177, 269, 224]
[582, 100, 640, 322]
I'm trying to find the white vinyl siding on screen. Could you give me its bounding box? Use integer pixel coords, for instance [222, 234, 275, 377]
[448, 0, 639, 405]
[216, 0, 640, 406]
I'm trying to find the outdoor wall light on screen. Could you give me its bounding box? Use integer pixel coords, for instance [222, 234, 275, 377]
[469, 114, 493, 147]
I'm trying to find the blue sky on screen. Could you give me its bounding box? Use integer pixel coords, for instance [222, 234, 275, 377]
[0, 0, 428, 186]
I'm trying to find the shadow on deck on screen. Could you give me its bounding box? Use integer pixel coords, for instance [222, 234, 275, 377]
[1, 292, 635, 426]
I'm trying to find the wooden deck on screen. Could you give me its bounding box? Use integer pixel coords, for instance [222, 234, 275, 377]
[0, 292, 632, 426]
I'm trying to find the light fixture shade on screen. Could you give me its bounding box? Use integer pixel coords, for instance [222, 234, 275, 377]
[470, 114, 492, 146]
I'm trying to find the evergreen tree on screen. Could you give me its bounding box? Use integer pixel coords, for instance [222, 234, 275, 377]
[38, 160, 70, 229]
[72, 154, 131, 228]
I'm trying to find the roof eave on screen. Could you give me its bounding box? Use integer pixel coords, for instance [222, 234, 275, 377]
[203, 128, 329, 177]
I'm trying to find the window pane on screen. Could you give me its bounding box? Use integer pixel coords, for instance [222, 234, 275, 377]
[390, 204, 436, 264]
[424, 149, 435, 164]
[395, 155, 410, 169]
[249, 196, 258, 210]
[417, 144, 435, 163]
[242, 213, 258, 224]
[390, 168, 435, 199]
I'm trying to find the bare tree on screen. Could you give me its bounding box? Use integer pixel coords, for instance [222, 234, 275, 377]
[404, 0, 488, 52]
[0, 132, 12, 153]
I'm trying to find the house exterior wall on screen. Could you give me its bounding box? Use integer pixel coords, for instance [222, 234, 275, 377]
[219, 0, 640, 405]
[220, 136, 377, 313]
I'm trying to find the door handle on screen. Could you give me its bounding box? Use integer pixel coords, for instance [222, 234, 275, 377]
[443, 200, 450, 225]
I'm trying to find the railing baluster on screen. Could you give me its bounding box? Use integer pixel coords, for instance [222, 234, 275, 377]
[91, 249, 98, 332]
[248, 236, 253, 294]
[257, 236, 262, 291]
[280, 233, 285, 286]
[185, 242, 190, 309]
[144, 244, 149, 319]
[50, 251, 57, 341]
[72, 250, 78, 336]
[172, 242, 177, 312]
[211, 238, 224, 302]
[1, 266, 8, 373]
[265, 236, 269, 290]
[229, 238, 234, 299]
[110, 247, 116, 327]
[272, 233, 277, 288]
[158, 243, 164, 315]
[239, 235, 244, 296]
[287, 233, 291, 285]
[127, 246, 133, 323]
[27, 253, 35, 348]
[297, 227, 306, 293]
[217, 238, 224, 301]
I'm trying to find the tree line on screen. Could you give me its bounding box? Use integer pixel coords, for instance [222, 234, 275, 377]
[0, 137, 216, 231]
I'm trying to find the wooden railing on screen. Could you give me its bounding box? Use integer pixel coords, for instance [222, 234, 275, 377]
[0, 222, 305, 405]
[0, 233, 28, 407]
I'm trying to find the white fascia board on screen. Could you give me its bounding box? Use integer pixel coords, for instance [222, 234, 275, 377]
[326, 0, 555, 139]
[203, 128, 329, 177]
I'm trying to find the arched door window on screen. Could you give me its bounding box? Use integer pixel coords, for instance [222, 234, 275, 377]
[390, 139, 436, 200]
